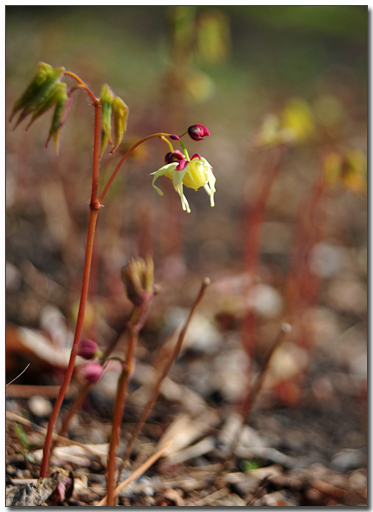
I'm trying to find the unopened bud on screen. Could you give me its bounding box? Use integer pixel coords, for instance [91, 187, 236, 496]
[77, 339, 101, 360]
[165, 150, 184, 164]
[187, 124, 210, 141]
[121, 256, 154, 306]
[100, 84, 114, 157]
[170, 134, 180, 140]
[81, 362, 104, 384]
[111, 96, 129, 153]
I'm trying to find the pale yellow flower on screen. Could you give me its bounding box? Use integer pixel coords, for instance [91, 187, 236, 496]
[151, 155, 215, 213]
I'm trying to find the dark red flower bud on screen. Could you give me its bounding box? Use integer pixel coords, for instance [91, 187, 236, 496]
[187, 124, 210, 141]
[176, 159, 189, 171]
[77, 339, 100, 360]
[81, 362, 104, 384]
[170, 134, 180, 140]
[165, 150, 185, 164]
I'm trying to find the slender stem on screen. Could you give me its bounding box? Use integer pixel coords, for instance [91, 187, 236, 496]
[90, 104, 102, 207]
[39, 102, 102, 478]
[117, 277, 210, 482]
[161, 136, 174, 153]
[106, 298, 152, 506]
[64, 71, 99, 105]
[241, 145, 286, 369]
[39, 208, 99, 477]
[99, 133, 172, 204]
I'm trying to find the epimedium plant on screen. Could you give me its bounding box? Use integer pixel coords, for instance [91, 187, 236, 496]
[10, 62, 215, 504]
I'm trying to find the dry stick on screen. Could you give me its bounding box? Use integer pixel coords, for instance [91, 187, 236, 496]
[6, 364, 30, 386]
[106, 297, 153, 506]
[96, 441, 172, 506]
[117, 277, 211, 484]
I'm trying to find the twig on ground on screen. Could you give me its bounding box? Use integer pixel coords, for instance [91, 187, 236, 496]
[96, 441, 172, 506]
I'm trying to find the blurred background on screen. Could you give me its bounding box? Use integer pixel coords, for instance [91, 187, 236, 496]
[6, 5, 367, 486]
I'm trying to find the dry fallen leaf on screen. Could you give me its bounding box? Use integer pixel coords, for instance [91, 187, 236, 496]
[6, 468, 73, 506]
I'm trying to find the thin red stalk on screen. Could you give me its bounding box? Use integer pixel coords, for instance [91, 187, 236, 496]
[39, 103, 102, 477]
[64, 71, 98, 105]
[40, 208, 99, 477]
[106, 298, 152, 506]
[285, 169, 327, 321]
[99, 133, 171, 204]
[287, 170, 328, 350]
[117, 277, 210, 482]
[241, 145, 286, 370]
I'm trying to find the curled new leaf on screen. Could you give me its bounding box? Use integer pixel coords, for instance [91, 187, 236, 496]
[9, 62, 53, 122]
[13, 66, 66, 128]
[45, 84, 70, 154]
[111, 96, 129, 154]
[99, 84, 114, 157]
[25, 82, 67, 131]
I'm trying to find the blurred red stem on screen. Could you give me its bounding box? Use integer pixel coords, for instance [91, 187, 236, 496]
[285, 168, 328, 348]
[241, 145, 286, 358]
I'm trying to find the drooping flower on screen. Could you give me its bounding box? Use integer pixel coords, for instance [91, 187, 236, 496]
[151, 154, 215, 213]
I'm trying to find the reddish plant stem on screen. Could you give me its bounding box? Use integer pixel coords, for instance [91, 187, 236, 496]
[106, 298, 152, 506]
[64, 71, 98, 105]
[285, 169, 328, 349]
[39, 102, 102, 478]
[240, 145, 286, 382]
[117, 277, 210, 482]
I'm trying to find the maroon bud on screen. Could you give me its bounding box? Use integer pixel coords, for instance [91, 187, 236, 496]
[165, 150, 185, 164]
[170, 134, 180, 140]
[77, 339, 100, 360]
[176, 159, 189, 171]
[187, 124, 210, 141]
[191, 153, 202, 160]
[81, 362, 104, 384]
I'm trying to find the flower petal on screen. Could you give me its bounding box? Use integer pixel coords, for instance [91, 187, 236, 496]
[175, 183, 191, 213]
[203, 184, 215, 207]
[151, 163, 177, 196]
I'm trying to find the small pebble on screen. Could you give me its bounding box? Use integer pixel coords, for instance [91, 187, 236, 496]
[28, 396, 52, 417]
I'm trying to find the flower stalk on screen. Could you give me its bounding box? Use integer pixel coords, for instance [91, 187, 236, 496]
[39, 100, 102, 477]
